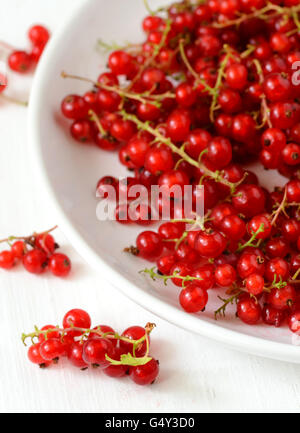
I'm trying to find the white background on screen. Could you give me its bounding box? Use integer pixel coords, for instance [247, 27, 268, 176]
[0, 0, 300, 414]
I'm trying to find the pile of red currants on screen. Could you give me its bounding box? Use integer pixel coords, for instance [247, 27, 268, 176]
[60, 1, 300, 334]
[0, 226, 71, 277]
[24, 309, 159, 386]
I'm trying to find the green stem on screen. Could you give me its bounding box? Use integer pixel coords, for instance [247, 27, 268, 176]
[120, 110, 240, 192]
[179, 39, 215, 95]
[236, 223, 265, 253]
[0, 93, 28, 107]
[141, 267, 201, 286]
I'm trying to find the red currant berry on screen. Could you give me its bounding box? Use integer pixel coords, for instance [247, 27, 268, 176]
[267, 285, 296, 311]
[215, 264, 237, 287]
[108, 50, 134, 77]
[288, 311, 300, 333]
[63, 309, 91, 337]
[22, 249, 48, 274]
[237, 295, 262, 325]
[8, 51, 32, 73]
[0, 250, 15, 269]
[68, 342, 88, 368]
[262, 305, 286, 328]
[120, 326, 149, 357]
[28, 343, 49, 366]
[130, 358, 159, 385]
[237, 252, 265, 279]
[225, 63, 248, 90]
[104, 347, 128, 378]
[49, 253, 71, 277]
[194, 230, 227, 258]
[232, 184, 266, 218]
[28, 25, 50, 46]
[245, 273, 265, 296]
[136, 231, 163, 260]
[61, 95, 89, 120]
[40, 338, 67, 361]
[248, 214, 272, 240]
[179, 283, 208, 313]
[11, 241, 25, 259]
[35, 233, 55, 254]
[265, 258, 289, 283]
[82, 338, 114, 368]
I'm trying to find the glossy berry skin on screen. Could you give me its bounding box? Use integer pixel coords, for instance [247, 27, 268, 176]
[157, 254, 177, 275]
[144, 146, 174, 175]
[136, 231, 163, 260]
[71, 120, 93, 143]
[262, 305, 286, 328]
[225, 63, 248, 90]
[207, 137, 232, 169]
[286, 180, 300, 203]
[186, 129, 211, 159]
[215, 264, 237, 287]
[0, 250, 15, 269]
[179, 283, 208, 313]
[194, 230, 227, 259]
[61, 95, 89, 120]
[11, 241, 25, 259]
[49, 253, 71, 277]
[8, 51, 32, 73]
[63, 309, 91, 337]
[130, 359, 159, 385]
[167, 109, 191, 142]
[265, 237, 290, 259]
[108, 50, 133, 77]
[282, 219, 300, 243]
[22, 249, 48, 274]
[39, 338, 67, 361]
[232, 184, 266, 218]
[120, 326, 149, 357]
[267, 285, 296, 311]
[104, 347, 128, 378]
[28, 25, 50, 46]
[248, 214, 272, 240]
[176, 83, 196, 107]
[265, 258, 289, 283]
[237, 253, 265, 279]
[82, 338, 115, 368]
[263, 73, 291, 102]
[282, 143, 300, 166]
[288, 311, 300, 334]
[68, 342, 88, 368]
[245, 273, 265, 296]
[35, 233, 55, 255]
[220, 215, 246, 241]
[192, 265, 215, 291]
[28, 343, 49, 366]
[237, 296, 262, 325]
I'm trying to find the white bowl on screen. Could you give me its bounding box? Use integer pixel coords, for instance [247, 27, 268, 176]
[29, 0, 300, 363]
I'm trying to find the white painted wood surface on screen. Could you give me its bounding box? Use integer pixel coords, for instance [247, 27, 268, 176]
[0, 0, 300, 414]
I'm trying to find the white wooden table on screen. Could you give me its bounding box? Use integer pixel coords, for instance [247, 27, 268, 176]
[0, 0, 300, 414]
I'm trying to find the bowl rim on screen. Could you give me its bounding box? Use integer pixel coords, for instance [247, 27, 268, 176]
[28, 0, 300, 363]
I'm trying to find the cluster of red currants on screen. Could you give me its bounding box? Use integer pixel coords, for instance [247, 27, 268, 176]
[60, 1, 300, 333]
[0, 226, 71, 277]
[24, 309, 159, 386]
[0, 24, 50, 100]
